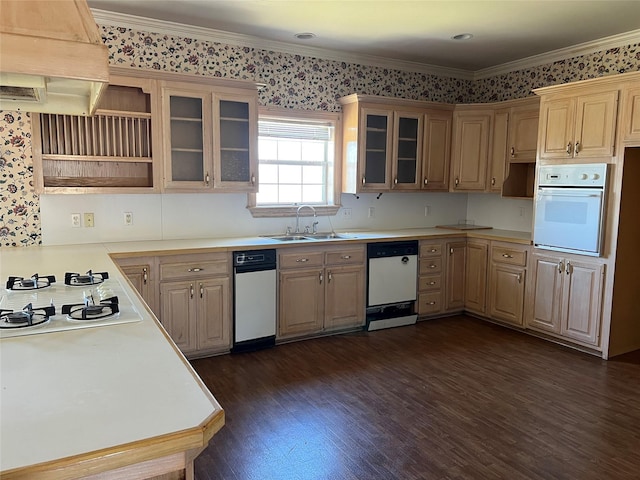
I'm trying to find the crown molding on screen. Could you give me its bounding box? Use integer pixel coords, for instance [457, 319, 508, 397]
[91, 9, 474, 80]
[473, 28, 640, 80]
[92, 9, 639, 83]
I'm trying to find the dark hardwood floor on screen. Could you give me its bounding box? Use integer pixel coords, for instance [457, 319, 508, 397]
[191, 315, 640, 480]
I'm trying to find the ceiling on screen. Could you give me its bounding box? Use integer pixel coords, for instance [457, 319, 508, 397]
[87, 0, 640, 74]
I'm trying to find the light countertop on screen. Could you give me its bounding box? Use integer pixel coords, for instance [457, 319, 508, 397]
[0, 227, 530, 476]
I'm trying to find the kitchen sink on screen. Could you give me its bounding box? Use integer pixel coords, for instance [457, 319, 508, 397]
[267, 235, 312, 242]
[264, 232, 354, 242]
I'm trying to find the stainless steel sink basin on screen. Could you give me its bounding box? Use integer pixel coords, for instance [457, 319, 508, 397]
[267, 235, 312, 242]
[305, 232, 350, 240]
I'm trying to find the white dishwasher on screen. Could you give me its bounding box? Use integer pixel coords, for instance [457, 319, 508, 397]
[232, 249, 277, 353]
[367, 241, 419, 331]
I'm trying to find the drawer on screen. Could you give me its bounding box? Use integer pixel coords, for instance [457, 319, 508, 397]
[419, 257, 442, 275]
[279, 250, 324, 269]
[420, 242, 443, 257]
[325, 247, 365, 266]
[160, 257, 229, 280]
[418, 292, 442, 315]
[418, 275, 441, 292]
[491, 247, 527, 266]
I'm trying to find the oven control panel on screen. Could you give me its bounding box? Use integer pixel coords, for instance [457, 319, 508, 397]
[538, 163, 608, 187]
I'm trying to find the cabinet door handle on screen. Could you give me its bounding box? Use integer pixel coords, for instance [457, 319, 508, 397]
[319, 272, 323, 284]
[296, 258, 309, 263]
[341, 255, 351, 259]
[205, 172, 211, 186]
[190, 283, 194, 299]
[394, 178, 398, 185]
[328, 271, 332, 283]
[188, 267, 203, 272]
[558, 261, 564, 274]
[200, 283, 204, 298]
[491, 177, 496, 186]
[566, 143, 573, 156]
[454, 177, 459, 187]
[510, 146, 515, 157]
[450, 248, 454, 255]
[143, 267, 148, 285]
[502, 253, 513, 259]
[423, 178, 428, 185]
[251, 174, 256, 185]
[574, 141, 580, 155]
[517, 273, 522, 283]
[362, 176, 366, 185]
[566, 261, 573, 275]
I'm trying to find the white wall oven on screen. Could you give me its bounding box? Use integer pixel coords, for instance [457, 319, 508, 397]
[534, 163, 609, 257]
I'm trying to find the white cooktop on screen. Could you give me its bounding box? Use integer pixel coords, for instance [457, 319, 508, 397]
[0, 276, 142, 338]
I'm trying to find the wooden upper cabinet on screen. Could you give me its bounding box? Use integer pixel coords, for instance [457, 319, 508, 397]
[421, 110, 452, 191]
[360, 107, 394, 191]
[391, 111, 423, 190]
[32, 71, 161, 193]
[621, 85, 640, 143]
[508, 103, 540, 162]
[213, 91, 258, 192]
[161, 82, 214, 191]
[450, 109, 492, 191]
[537, 90, 619, 161]
[488, 109, 509, 193]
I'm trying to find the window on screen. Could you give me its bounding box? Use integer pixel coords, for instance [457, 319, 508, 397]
[248, 109, 341, 217]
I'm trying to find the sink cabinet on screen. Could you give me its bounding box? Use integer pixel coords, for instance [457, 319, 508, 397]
[158, 253, 231, 357]
[278, 245, 365, 339]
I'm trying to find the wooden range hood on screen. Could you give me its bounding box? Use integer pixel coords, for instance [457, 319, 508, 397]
[0, 0, 109, 116]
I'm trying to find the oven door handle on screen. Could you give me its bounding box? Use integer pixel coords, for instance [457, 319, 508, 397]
[537, 189, 603, 198]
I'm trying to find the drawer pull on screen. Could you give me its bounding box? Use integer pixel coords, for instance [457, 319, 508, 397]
[428, 264, 437, 269]
[188, 267, 203, 272]
[427, 301, 436, 305]
[428, 281, 436, 285]
[429, 248, 437, 253]
[502, 254, 513, 259]
[296, 258, 309, 263]
[341, 255, 351, 259]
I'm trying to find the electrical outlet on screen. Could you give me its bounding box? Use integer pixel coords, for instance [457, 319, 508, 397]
[71, 213, 81, 228]
[424, 205, 431, 216]
[124, 212, 133, 226]
[84, 212, 95, 228]
[342, 208, 352, 218]
[368, 207, 375, 218]
[519, 207, 525, 217]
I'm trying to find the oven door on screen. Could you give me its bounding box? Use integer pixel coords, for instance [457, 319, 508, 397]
[534, 187, 605, 256]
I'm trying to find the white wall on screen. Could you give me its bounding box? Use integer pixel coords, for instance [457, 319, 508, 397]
[40, 191, 531, 245]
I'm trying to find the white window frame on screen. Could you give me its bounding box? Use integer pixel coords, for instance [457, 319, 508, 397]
[247, 107, 342, 218]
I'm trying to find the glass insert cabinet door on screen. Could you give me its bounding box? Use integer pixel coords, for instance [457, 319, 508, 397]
[214, 93, 258, 192]
[392, 112, 422, 190]
[360, 109, 393, 191]
[162, 86, 213, 190]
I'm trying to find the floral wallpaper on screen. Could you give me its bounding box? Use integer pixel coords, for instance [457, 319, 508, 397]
[0, 111, 40, 246]
[1, 22, 639, 246]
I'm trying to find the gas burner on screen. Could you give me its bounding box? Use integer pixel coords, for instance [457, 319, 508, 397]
[61, 295, 119, 321]
[0, 303, 56, 329]
[64, 270, 109, 286]
[6, 274, 56, 291]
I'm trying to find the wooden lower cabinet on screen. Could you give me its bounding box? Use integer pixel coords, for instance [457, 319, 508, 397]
[418, 240, 444, 316]
[526, 252, 605, 346]
[488, 242, 528, 327]
[278, 245, 365, 339]
[115, 256, 159, 318]
[464, 240, 488, 314]
[445, 240, 466, 311]
[278, 268, 325, 337]
[159, 253, 231, 357]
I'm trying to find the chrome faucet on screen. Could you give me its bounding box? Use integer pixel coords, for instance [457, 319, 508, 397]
[295, 205, 317, 233]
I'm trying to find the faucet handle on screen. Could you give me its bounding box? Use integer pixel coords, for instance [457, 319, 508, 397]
[312, 221, 319, 234]
[285, 226, 292, 235]
[304, 225, 311, 234]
